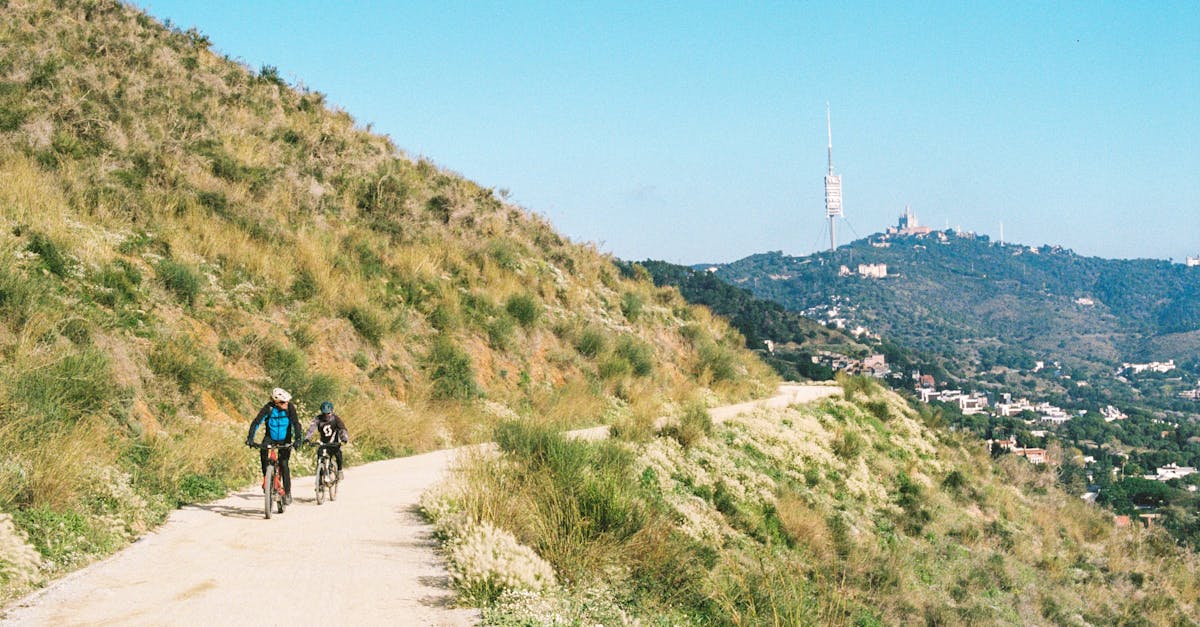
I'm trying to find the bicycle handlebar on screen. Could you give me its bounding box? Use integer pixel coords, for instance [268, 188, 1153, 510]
[246, 441, 294, 449]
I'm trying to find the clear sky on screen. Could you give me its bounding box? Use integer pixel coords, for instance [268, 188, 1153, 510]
[137, 1, 1199, 265]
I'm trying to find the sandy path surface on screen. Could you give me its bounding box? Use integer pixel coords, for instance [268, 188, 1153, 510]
[1, 383, 838, 626]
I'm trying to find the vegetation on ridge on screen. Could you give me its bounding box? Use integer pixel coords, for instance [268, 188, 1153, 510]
[423, 379, 1200, 624]
[0, 0, 775, 601]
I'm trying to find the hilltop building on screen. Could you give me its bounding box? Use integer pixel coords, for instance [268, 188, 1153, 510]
[1186, 256, 1200, 267]
[886, 205, 933, 237]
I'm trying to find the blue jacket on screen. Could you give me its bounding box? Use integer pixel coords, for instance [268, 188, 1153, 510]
[247, 401, 300, 444]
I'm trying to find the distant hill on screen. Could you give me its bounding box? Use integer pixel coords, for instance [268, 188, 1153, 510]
[620, 259, 871, 381]
[710, 233, 1200, 410]
[0, 0, 774, 601]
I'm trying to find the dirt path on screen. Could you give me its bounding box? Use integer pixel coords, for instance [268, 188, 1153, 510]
[1, 383, 838, 626]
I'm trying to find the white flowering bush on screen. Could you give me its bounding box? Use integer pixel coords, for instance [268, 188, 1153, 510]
[446, 520, 558, 602]
[483, 586, 648, 626]
[0, 513, 43, 595]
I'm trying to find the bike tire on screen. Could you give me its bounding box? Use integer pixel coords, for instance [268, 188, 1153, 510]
[264, 464, 274, 519]
[329, 460, 338, 501]
[315, 462, 326, 505]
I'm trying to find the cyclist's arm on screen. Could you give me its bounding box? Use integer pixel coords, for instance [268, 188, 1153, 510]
[287, 405, 302, 443]
[334, 414, 349, 443]
[247, 405, 269, 442]
[302, 416, 319, 442]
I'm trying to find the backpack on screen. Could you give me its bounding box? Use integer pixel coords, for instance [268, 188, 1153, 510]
[266, 406, 290, 441]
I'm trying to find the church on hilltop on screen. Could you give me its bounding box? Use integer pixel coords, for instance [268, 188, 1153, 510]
[886, 205, 933, 237]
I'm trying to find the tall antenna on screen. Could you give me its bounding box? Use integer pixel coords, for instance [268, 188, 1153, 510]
[823, 102, 843, 252]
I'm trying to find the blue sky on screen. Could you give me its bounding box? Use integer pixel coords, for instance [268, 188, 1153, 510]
[138, 1, 1198, 264]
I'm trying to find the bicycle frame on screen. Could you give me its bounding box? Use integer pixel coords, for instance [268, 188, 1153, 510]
[251, 441, 291, 519]
[313, 442, 340, 505]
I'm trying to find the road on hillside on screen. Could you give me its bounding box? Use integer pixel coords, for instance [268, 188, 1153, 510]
[1, 383, 838, 626]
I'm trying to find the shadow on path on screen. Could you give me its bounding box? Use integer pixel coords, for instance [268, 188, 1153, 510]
[180, 493, 267, 520]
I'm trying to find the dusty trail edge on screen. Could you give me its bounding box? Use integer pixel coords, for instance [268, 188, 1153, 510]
[1, 383, 838, 626]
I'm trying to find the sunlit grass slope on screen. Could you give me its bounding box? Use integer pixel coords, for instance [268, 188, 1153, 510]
[0, 0, 777, 600]
[424, 378, 1199, 625]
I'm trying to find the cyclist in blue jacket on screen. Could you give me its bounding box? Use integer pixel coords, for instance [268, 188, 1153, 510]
[246, 387, 302, 504]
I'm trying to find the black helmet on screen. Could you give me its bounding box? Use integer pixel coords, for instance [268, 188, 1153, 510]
[320, 401, 333, 414]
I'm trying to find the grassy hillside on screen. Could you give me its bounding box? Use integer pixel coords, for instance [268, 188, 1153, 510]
[424, 378, 1200, 624]
[0, 0, 776, 601]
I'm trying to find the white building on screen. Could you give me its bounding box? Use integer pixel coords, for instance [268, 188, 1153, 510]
[1143, 463, 1197, 482]
[857, 263, 887, 279]
[1100, 405, 1128, 422]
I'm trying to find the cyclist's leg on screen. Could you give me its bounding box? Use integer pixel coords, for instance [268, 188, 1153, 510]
[279, 446, 292, 497]
[259, 448, 269, 490]
[333, 446, 344, 479]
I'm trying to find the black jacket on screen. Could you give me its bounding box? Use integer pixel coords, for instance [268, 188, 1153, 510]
[305, 412, 349, 444]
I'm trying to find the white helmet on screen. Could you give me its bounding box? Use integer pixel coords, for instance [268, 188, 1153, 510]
[271, 387, 292, 402]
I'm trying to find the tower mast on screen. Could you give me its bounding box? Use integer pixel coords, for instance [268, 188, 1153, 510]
[824, 103, 843, 252]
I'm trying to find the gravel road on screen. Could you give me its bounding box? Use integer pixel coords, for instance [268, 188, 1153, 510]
[1, 383, 838, 626]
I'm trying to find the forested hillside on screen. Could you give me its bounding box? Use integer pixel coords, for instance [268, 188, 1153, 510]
[713, 235, 1200, 411]
[623, 259, 870, 381]
[0, 0, 775, 601]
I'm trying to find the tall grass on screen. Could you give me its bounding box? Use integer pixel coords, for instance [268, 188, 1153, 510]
[426, 387, 1200, 624]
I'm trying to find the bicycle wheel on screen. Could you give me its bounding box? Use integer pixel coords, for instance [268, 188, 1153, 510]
[315, 460, 326, 505]
[264, 464, 274, 519]
[329, 459, 338, 501]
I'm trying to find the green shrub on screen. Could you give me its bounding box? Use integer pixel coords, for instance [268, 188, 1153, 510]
[258, 341, 338, 410]
[620, 292, 643, 322]
[575, 327, 606, 358]
[155, 259, 202, 306]
[487, 241, 519, 270]
[26, 231, 70, 277]
[290, 269, 318, 301]
[426, 337, 478, 400]
[832, 429, 864, 460]
[696, 341, 738, 382]
[661, 401, 712, 449]
[177, 473, 225, 504]
[12, 507, 121, 571]
[863, 400, 891, 422]
[149, 336, 225, 394]
[505, 294, 541, 328]
[616, 336, 653, 377]
[217, 338, 240, 357]
[485, 315, 515, 350]
[15, 348, 117, 425]
[93, 260, 142, 307]
[426, 195, 452, 224]
[838, 373, 878, 401]
[342, 305, 385, 346]
[288, 324, 315, 349]
[598, 354, 631, 379]
[428, 303, 458, 331]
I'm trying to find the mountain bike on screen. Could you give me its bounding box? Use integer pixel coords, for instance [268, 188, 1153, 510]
[248, 441, 292, 518]
[312, 442, 341, 505]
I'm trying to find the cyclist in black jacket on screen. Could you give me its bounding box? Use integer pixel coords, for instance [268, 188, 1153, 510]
[304, 401, 349, 480]
[246, 387, 302, 503]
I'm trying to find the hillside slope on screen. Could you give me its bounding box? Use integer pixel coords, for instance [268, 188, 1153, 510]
[424, 378, 1200, 624]
[0, 0, 775, 601]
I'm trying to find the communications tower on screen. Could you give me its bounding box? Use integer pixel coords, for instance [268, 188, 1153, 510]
[824, 103, 843, 252]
